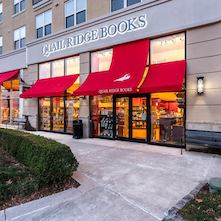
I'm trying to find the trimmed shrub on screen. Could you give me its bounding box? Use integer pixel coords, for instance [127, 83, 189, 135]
[0, 129, 79, 186]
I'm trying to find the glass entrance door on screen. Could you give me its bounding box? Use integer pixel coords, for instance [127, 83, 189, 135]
[132, 97, 147, 140]
[116, 97, 129, 139]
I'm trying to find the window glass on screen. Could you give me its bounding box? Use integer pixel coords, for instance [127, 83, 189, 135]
[66, 56, 80, 75]
[44, 10, 52, 25]
[39, 98, 51, 130]
[52, 97, 65, 132]
[151, 33, 185, 64]
[65, 0, 74, 17]
[76, 10, 85, 24]
[76, 0, 86, 12]
[37, 27, 43, 38]
[20, 26, 26, 38]
[151, 92, 185, 145]
[14, 3, 19, 14]
[127, 0, 141, 6]
[66, 15, 74, 28]
[0, 36, 2, 54]
[36, 10, 52, 38]
[39, 63, 51, 79]
[91, 49, 113, 72]
[0, 3, 2, 13]
[36, 13, 44, 29]
[20, 0, 25, 11]
[45, 24, 51, 36]
[65, 97, 79, 133]
[52, 60, 64, 77]
[14, 40, 19, 50]
[14, 26, 26, 49]
[20, 38, 25, 48]
[91, 95, 113, 138]
[14, 0, 25, 14]
[111, 0, 124, 12]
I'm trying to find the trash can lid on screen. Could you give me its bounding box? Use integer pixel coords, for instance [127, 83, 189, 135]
[209, 177, 221, 191]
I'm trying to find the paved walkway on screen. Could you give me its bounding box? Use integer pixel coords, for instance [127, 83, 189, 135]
[1, 132, 221, 221]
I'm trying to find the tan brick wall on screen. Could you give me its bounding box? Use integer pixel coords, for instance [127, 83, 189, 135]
[186, 22, 221, 132]
[87, 0, 109, 20]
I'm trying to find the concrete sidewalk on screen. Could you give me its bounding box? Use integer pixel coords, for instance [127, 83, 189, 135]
[1, 132, 221, 221]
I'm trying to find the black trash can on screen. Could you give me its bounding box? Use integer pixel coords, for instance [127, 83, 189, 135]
[73, 120, 83, 139]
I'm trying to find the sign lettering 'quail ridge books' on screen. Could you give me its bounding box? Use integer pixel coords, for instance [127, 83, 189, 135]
[42, 14, 148, 57]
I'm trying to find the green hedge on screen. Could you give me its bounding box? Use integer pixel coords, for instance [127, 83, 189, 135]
[0, 129, 79, 186]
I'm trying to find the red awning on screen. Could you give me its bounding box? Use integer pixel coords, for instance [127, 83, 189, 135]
[20, 75, 79, 98]
[0, 70, 19, 85]
[139, 60, 186, 93]
[74, 39, 149, 96]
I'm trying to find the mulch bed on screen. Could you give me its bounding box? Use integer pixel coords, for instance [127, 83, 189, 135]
[0, 177, 80, 211]
[0, 147, 80, 211]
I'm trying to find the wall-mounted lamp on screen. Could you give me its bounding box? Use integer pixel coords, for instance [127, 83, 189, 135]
[197, 77, 204, 95]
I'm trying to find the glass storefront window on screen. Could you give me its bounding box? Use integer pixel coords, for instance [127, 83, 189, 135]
[39, 98, 51, 130]
[11, 98, 19, 121]
[0, 99, 10, 124]
[151, 92, 185, 145]
[91, 49, 113, 72]
[0, 79, 20, 124]
[150, 33, 185, 64]
[39, 96, 80, 133]
[65, 97, 80, 133]
[52, 59, 65, 77]
[91, 95, 113, 138]
[65, 56, 80, 75]
[39, 62, 51, 79]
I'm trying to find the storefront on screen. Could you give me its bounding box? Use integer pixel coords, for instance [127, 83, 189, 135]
[72, 33, 186, 146]
[21, 56, 80, 134]
[0, 70, 20, 125]
[6, 0, 219, 149]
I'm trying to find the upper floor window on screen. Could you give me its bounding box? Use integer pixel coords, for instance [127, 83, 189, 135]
[0, 2, 3, 22]
[65, 0, 86, 28]
[14, 0, 25, 14]
[36, 10, 52, 39]
[32, 0, 43, 5]
[14, 26, 26, 50]
[111, 0, 141, 12]
[150, 33, 185, 64]
[91, 49, 113, 72]
[0, 36, 2, 54]
[39, 56, 80, 79]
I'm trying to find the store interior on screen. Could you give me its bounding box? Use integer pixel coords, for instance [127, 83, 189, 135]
[0, 80, 20, 124]
[91, 92, 185, 145]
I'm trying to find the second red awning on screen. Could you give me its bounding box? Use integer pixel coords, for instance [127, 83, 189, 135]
[74, 39, 150, 96]
[139, 60, 186, 93]
[20, 75, 79, 98]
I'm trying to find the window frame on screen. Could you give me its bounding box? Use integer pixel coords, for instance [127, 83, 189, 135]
[64, 0, 87, 29]
[38, 55, 80, 80]
[0, 2, 3, 22]
[110, 0, 142, 12]
[36, 10, 52, 39]
[0, 36, 3, 54]
[13, 26, 26, 50]
[14, 0, 26, 15]
[91, 48, 113, 73]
